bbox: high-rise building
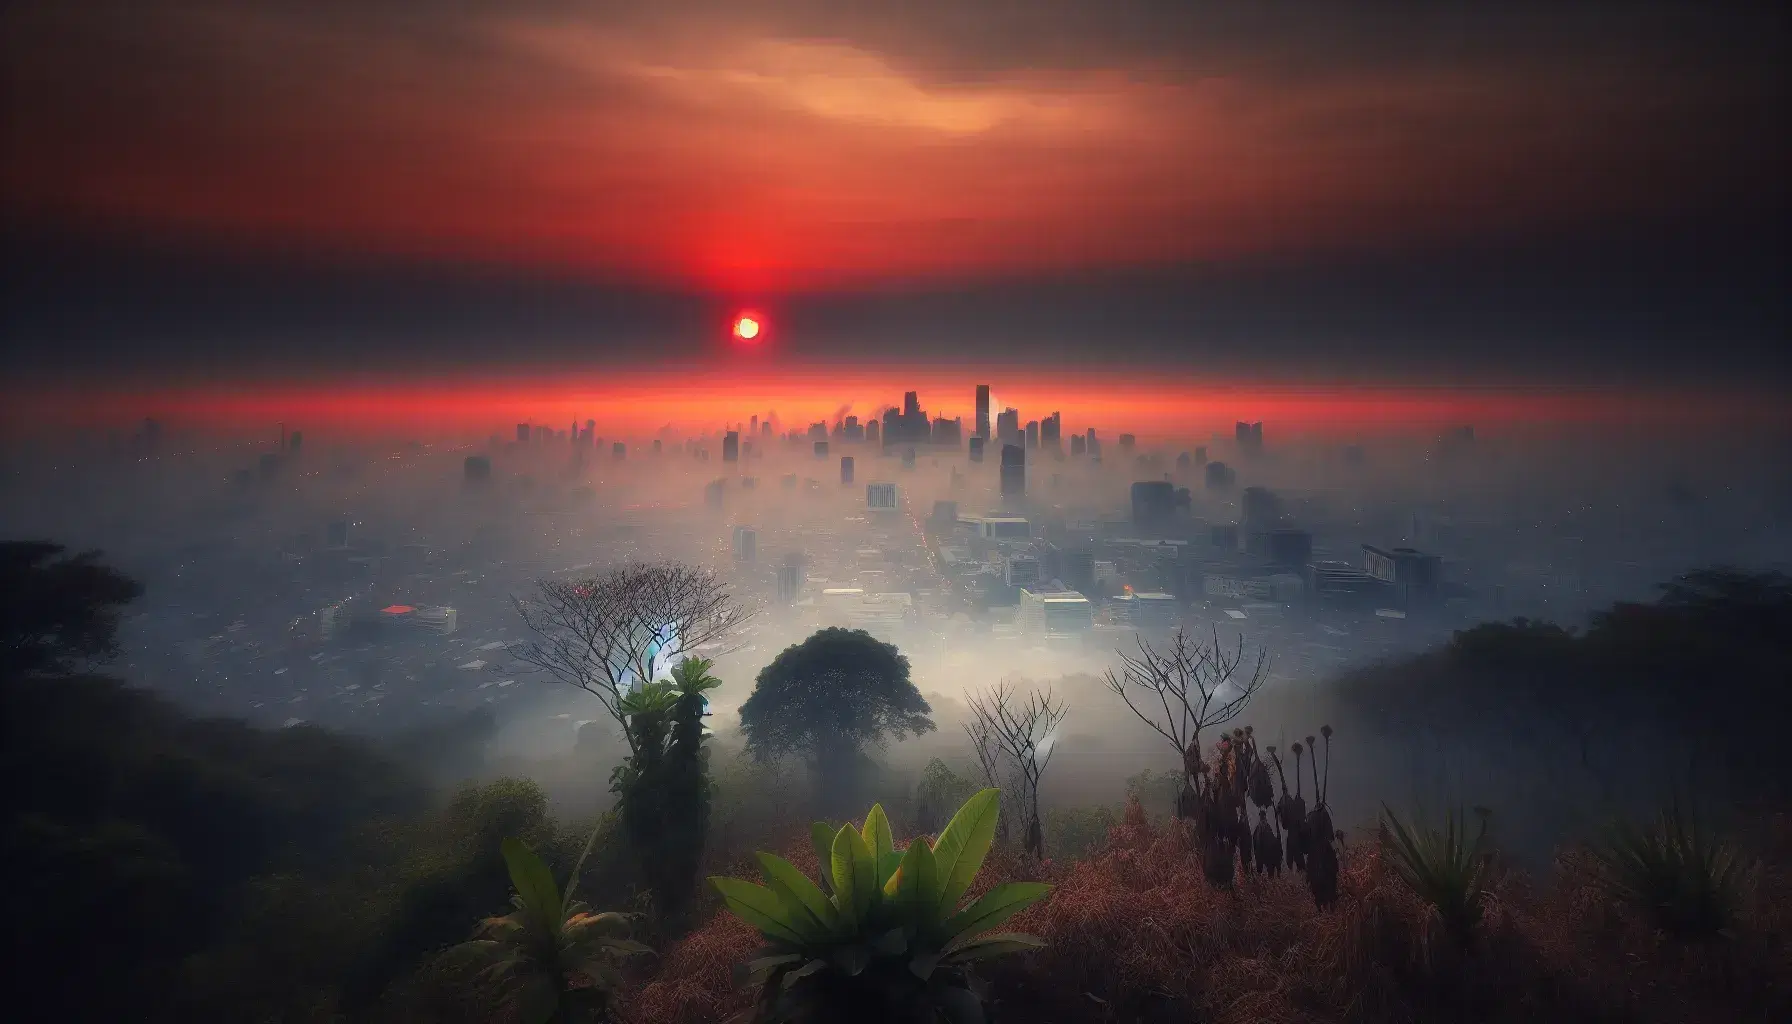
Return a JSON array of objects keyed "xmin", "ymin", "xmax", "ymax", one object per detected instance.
[
  {"xmin": 612, "ymin": 442, "xmax": 626, "ymax": 460},
  {"xmin": 968, "ymin": 436, "xmax": 985, "ymax": 462},
  {"xmin": 865, "ymin": 420, "xmax": 880, "ymax": 445},
  {"xmin": 840, "ymin": 456, "xmax": 855, "ymax": 484},
  {"xmin": 1205, "ymin": 461, "xmax": 1236, "ymax": 489},
  {"xmin": 1241, "ymin": 486, "xmax": 1283, "ymax": 527},
  {"xmin": 1000, "ymin": 443, "xmax": 1026, "ymax": 498},
  {"xmin": 931, "ymin": 417, "xmax": 962, "ymax": 446},
  {"xmin": 1235, "ymin": 421, "xmax": 1264, "ymax": 454},
  {"xmin": 1070, "ymin": 435, "xmax": 1085, "ymax": 456},
  {"xmin": 814, "ymin": 440, "xmax": 829, "ymax": 458},
  {"xmin": 1041, "ymin": 413, "xmax": 1061, "ymax": 451},
  {"xmin": 750, "ymin": 415, "xmax": 759, "ymax": 436},
  {"xmin": 464, "ymin": 455, "xmax": 492, "ymax": 483},
  {"xmin": 516, "ymin": 423, "xmax": 530, "ymax": 443},
  {"xmin": 704, "ymin": 479, "xmax": 725, "ymax": 507},
  {"xmin": 1004, "ymin": 554, "xmax": 1042, "ymax": 588},
  {"xmin": 1131, "ymin": 481, "xmax": 1178, "ymax": 531},
  {"xmin": 996, "ymin": 408, "xmax": 1021, "ymax": 447},
  {"xmin": 732, "ymin": 525, "xmax": 758, "ymax": 562},
  {"xmin": 723, "ymin": 431, "xmax": 740, "ymax": 463},
  {"xmin": 1119, "ymin": 434, "xmax": 1136, "ymax": 453},
  {"xmin": 652, "ymin": 439, "xmax": 663, "ymax": 454},
  {"xmin": 1025, "ymin": 421, "xmax": 1039, "ymax": 449},
  {"xmin": 776, "ymin": 556, "xmax": 804, "ymax": 604},
  {"xmin": 975, "ymin": 384, "xmax": 991, "ymax": 440},
  {"xmin": 1194, "ymin": 446, "xmax": 1208, "ymax": 465}
]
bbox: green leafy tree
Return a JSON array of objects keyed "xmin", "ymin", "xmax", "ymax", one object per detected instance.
[
  {"xmin": 739, "ymin": 628, "xmax": 934, "ymax": 814},
  {"xmin": 0, "ymin": 541, "xmax": 142, "ymax": 678},
  {"xmin": 709, "ymin": 789, "xmax": 1051, "ymax": 1023},
  {"xmin": 446, "ymin": 836, "xmax": 651, "ymax": 1024},
  {"xmin": 609, "ymin": 656, "xmax": 723, "ymax": 921}
]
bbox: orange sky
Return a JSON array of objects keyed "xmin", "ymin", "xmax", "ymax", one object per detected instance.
[
  {"xmin": 9, "ymin": 372, "xmax": 1777, "ymax": 441},
  {"xmin": 4, "ymin": 3, "xmax": 1783, "ymax": 293}
]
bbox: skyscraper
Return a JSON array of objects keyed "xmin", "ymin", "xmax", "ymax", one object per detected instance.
[
  {"xmin": 1041, "ymin": 413, "xmax": 1061, "ymax": 451},
  {"xmin": 975, "ymin": 384, "xmax": 991, "ymax": 440},
  {"xmin": 723, "ymin": 431, "xmax": 739, "ymax": 462},
  {"xmin": 1025, "ymin": 420, "xmax": 1039, "ymax": 449},
  {"xmin": 968, "ymin": 436, "xmax": 985, "ymax": 462},
  {"xmin": 996, "ymin": 408, "xmax": 1021, "ymax": 447},
  {"xmin": 840, "ymin": 455, "xmax": 855, "ymax": 484},
  {"xmin": 516, "ymin": 423, "xmax": 530, "ymax": 443},
  {"xmin": 1000, "ymin": 444, "xmax": 1026, "ymax": 499}
]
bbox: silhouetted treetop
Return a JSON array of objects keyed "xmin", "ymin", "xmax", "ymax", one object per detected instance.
[
  {"xmin": 737, "ymin": 627, "xmax": 934, "ymax": 763},
  {"xmin": 1, "ymin": 540, "xmax": 143, "ymax": 678}
]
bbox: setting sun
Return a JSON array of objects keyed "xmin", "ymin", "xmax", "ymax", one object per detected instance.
[{"xmin": 733, "ymin": 315, "xmax": 761, "ymax": 341}]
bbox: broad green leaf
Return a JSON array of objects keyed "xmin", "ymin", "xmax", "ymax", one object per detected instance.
[
  {"xmin": 944, "ymin": 932, "xmax": 1047, "ymax": 962},
  {"xmin": 736, "ymin": 952, "xmax": 802, "ymax": 988},
  {"xmin": 500, "ymin": 838, "xmax": 563, "ymax": 922},
  {"xmin": 830, "ymin": 825, "xmax": 860, "ymax": 928},
  {"xmin": 832, "ymin": 823, "xmax": 877, "ymax": 921},
  {"xmin": 895, "ymin": 834, "xmax": 941, "ymax": 931},
  {"xmin": 832, "ymin": 943, "xmax": 871, "ymax": 976},
  {"xmin": 942, "ymin": 882, "xmax": 1052, "ymax": 943},
  {"xmin": 908, "ymin": 950, "xmax": 941, "ymax": 981},
  {"xmin": 932, "ymin": 789, "xmax": 1002, "ymax": 916},
  {"xmin": 811, "ymin": 822, "xmax": 837, "ymax": 894},
  {"xmin": 862, "ymin": 804, "xmax": 900, "ymax": 888},
  {"xmin": 710, "ymin": 876, "xmax": 808, "ymax": 945},
  {"xmin": 757, "ymin": 852, "xmax": 838, "ymax": 935},
  {"xmin": 781, "ymin": 958, "xmax": 828, "ymax": 989}
]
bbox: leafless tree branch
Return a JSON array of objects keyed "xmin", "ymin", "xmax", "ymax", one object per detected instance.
[
  {"xmin": 512, "ymin": 561, "xmax": 752, "ymax": 755},
  {"xmin": 1102, "ymin": 626, "xmax": 1269, "ymax": 813},
  {"xmin": 966, "ymin": 678, "xmax": 1069, "ymax": 858}
]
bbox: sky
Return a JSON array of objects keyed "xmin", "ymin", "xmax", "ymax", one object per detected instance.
[{"xmin": 2, "ymin": 1, "xmax": 1787, "ymax": 430}]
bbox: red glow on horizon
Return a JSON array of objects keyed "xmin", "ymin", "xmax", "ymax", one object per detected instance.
[{"xmin": 3, "ymin": 371, "xmax": 1780, "ymax": 441}]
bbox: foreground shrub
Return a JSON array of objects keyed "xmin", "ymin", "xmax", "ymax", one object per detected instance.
[
  {"xmin": 444, "ymin": 837, "xmax": 651, "ymax": 1024},
  {"xmin": 1380, "ymin": 804, "xmax": 1494, "ymax": 949},
  {"xmin": 1589, "ymin": 804, "xmax": 1755, "ymax": 940},
  {"xmin": 708, "ymin": 789, "xmax": 1051, "ymax": 1023}
]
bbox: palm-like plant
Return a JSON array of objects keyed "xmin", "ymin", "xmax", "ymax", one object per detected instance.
[
  {"xmin": 1589, "ymin": 804, "xmax": 1754, "ymax": 940},
  {"xmin": 446, "ymin": 836, "xmax": 651, "ymax": 1024},
  {"xmin": 668, "ymin": 655, "xmax": 723, "ymax": 699},
  {"xmin": 710, "ymin": 789, "xmax": 1051, "ymax": 1024},
  {"xmin": 1380, "ymin": 804, "xmax": 1493, "ymax": 949}
]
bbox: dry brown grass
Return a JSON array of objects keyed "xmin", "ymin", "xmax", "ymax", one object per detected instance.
[{"xmin": 622, "ymin": 804, "xmax": 1792, "ymax": 1024}]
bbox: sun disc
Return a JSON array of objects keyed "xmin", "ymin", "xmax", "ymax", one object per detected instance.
[{"xmin": 733, "ymin": 316, "xmax": 761, "ymax": 341}]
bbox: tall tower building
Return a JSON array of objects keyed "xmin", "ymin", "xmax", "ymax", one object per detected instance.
[
  {"xmin": 1000, "ymin": 444, "xmax": 1026, "ymax": 499},
  {"xmin": 723, "ymin": 431, "xmax": 740, "ymax": 463},
  {"xmin": 840, "ymin": 456, "xmax": 855, "ymax": 484},
  {"xmin": 975, "ymin": 384, "xmax": 991, "ymax": 440}
]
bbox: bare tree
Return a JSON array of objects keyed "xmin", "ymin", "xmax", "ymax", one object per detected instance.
[
  {"xmin": 1102, "ymin": 627, "xmax": 1269, "ymax": 816},
  {"xmin": 513, "ymin": 562, "xmax": 751, "ymax": 755},
  {"xmin": 965, "ymin": 679, "xmax": 1070, "ymax": 859}
]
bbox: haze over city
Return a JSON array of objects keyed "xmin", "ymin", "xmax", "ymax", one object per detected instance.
[{"xmin": 2, "ymin": 3, "xmax": 1788, "ymax": 1023}]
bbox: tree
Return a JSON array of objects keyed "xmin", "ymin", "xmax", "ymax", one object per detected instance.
[
  {"xmin": 619, "ymin": 656, "xmax": 721, "ymax": 921},
  {"xmin": 0, "ymin": 541, "xmax": 142, "ymax": 678},
  {"xmin": 512, "ymin": 562, "xmax": 749, "ymax": 757},
  {"xmin": 445, "ymin": 837, "xmax": 650, "ymax": 1024},
  {"xmin": 1102, "ymin": 627, "xmax": 1268, "ymax": 819},
  {"xmin": 738, "ymin": 628, "xmax": 934, "ymax": 814},
  {"xmin": 964, "ymin": 680, "xmax": 1068, "ymax": 859}
]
